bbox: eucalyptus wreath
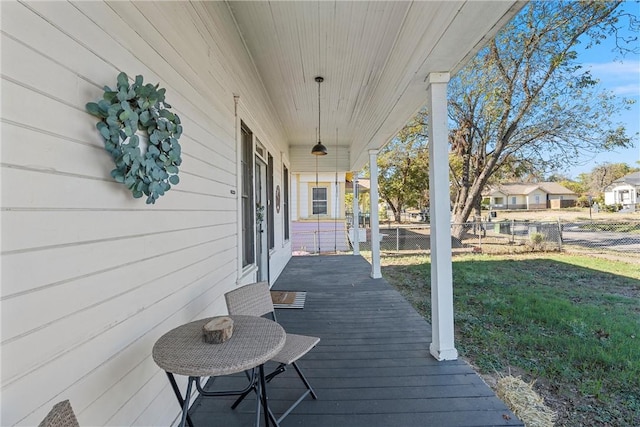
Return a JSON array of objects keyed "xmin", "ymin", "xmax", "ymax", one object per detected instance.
[{"xmin": 86, "ymin": 72, "xmax": 182, "ymax": 204}]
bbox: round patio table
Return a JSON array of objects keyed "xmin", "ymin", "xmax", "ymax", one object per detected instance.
[{"xmin": 153, "ymin": 315, "xmax": 286, "ymax": 427}]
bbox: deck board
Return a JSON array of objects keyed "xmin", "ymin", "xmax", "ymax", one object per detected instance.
[{"xmin": 189, "ymin": 255, "xmax": 522, "ymax": 426}]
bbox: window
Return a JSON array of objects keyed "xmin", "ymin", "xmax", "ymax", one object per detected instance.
[
  {"xmin": 494, "ymin": 197, "xmax": 504, "ymax": 205},
  {"xmin": 283, "ymin": 166, "xmax": 289, "ymax": 241},
  {"xmin": 511, "ymin": 196, "xmax": 517, "ymax": 205},
  {"xmin": 312, "ymin": 187, "xmax": 328, "ymax": 215},
  {"xmin": 268, "ymin": 153, "xmax": 274, "ymax": 250},
  {"xmin": 241, "ymin": 123, "xmax": 254, "ymax": 267},
  {"xmin": 535, "ymin": 195, "xmax": 541, "ymax": 204},
  {"xmin": 255, "ymin": 141, "xmax": 265, "ymax": 158}
]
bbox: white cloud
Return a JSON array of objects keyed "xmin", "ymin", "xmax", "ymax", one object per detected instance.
[
  {"xmin": 581, "ymin": 61, "xmax": 640, "ymax": 97},
  {"xmin": 583, "ymin": 61, "xmax": 640, "ymax": 76},
  {"xmin": 610, "ymin": 83, "xmax": 640, "ymax": 96}
]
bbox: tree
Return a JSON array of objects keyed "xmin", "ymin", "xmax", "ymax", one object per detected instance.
[
  {"xmin": 447, "ymin": 1, "xmax": 635, "ymax": 236},
  {"xmin": 580, "ymin": 162, "xmax": 640, "ymax": 195},
  {"xmin": 546, "ymin": 173, "xmax": 572, "ymax": 182},
  {"xmin": 377, "ymin": 117, "xmax": 429, "ymax": 222},
  {"xmin": 559, "ymin": 179, "xmax": 587, "ymax": 196}
]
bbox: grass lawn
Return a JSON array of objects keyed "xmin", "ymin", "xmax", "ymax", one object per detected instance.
[{"xmin": 380, "ymin": 253, "xmax": 640, "ymax": 427}]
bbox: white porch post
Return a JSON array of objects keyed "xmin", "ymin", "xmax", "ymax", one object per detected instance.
[
  {"xmin": 369, "ymin": 150, "xmax": 382, "ymax": 278},
  {"xmin": 427, "ymin": 72, "xmax": 458, "ymax": 361},
  {"xmin": 352, "ymin": 172, "xmax": 360, "ymax": 256}
]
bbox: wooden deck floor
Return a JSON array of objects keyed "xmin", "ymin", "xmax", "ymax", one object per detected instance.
[{"xmin": 189, "ymin": 255, "xmax": 522, "ymax": 427}]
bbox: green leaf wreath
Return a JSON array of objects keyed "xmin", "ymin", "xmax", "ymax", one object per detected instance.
[{"xmin": 86, "ymin": 72, "xmax": 182, "ymax": 204}]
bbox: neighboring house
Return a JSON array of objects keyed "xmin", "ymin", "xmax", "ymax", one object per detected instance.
[
  {"xmin": 346, "ymin": 176, "xmax": 372, "ymax": 218},
  {"xmin": 290, "ymin": 171, "xmax": 349, "ymax": 253},
  {"xmin": 483, "ymin": 182, "xmax": 578, "ymax": 210},
  {"xmin": 0, "ymin": 2, "xmax": 521, "ymax": 426},
  {"xmin": 604, "ymin": 171, "xmax": 640, "ymax": 206}
]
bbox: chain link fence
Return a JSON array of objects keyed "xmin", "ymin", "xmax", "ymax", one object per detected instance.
[
  {"xmin": 291, "ymin": 220, "xmax": 640, "ymax": 258},
  {"xmin": 559, "ymin": 220, "xmax": 640, "ymax": 254},
  {"xmin": 349, "ymin": 220, "xmax": 640, "ymax": 257}
]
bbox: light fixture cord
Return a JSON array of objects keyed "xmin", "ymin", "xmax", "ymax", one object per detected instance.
[
  {"xmin": 334, "ymin": 127, "xmax": 338, "ymax": 253},
  {"xmin": 316, "ymin": 154, "xmax": 320, "ymax": 254},
  {"xmin": 317, "ymin": 78, "xmax": 321, "ymax": 254},
  {"xmin": 317, "ymin": 79, "xmax": 321, "ymax": 143}
]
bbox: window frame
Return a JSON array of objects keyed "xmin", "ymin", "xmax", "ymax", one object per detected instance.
[
  {"xmin": 267, "ymin": 153, "xmax": 274, "ymax": 250},
  {"xmin": 283, "ymin": 165, "xmax": 290, "ymax": 241},
  {"xmin": 311, "ymin": 186, "xmax": 329, "ymax": 216},
  {"xmin": 240, "ymin": 123, "xmax": 255, "ymax": 268}
]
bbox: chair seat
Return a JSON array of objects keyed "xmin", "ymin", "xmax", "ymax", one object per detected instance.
[
  {"xmin": 225, "ymin": 282, "xmax": 319, "ymax": 422},
  {"xmin": 39, "ymin": 400, "xmax": 79, "ymax": 427},
  {"xmin": 272, "ymin": 333, "xmax": 320, "ymax": 365}
]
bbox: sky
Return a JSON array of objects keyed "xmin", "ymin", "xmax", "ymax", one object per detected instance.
[{"xmin": 564, "ymin": 0, "xmax": 640, "ymax": 179}]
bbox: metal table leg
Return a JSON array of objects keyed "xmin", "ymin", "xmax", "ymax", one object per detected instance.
[
  {"xmin": 166, "ymin": 373, "xmax": 195, "ymax": 427},
  {"xmin": 166, "ymin": 367, "xmax": 279, "ymax": 427},
  {"xmin": 258, "ymin": 364, "xmax": 281, "ymax": 427}
]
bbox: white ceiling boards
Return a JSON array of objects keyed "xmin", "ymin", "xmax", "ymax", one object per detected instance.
[{"xmin": 224, "ymin": 1, "xmax": 523, "ymax": 171}]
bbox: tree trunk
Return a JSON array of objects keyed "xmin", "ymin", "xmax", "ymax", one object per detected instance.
[
  {"xmin": 385, "ymin": 198, "xmax": 402, "ymax": 223},
  {"xmin": 473, "ymin": 197, "xmax": 482, "ymax": 219}
]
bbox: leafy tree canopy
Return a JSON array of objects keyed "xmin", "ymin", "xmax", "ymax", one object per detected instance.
[
  {"xmin": 377, "ymin": 117, "xmax": 429, "ymax": 222},
  {"xmin": 446, "ymin": 0, "xmax": 637, "ymax": 231},
  {"xmin": 373, "ymin": 1, "xmax": 636, "ymax": 229},
  {"xmin": 578, "ymin": 161, "xmax": 640, "ymax": 194}
]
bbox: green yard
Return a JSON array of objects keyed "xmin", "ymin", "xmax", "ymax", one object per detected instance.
[{"xmin": 381, "ymin": 253, "xmax": 640, "ymax": 426}]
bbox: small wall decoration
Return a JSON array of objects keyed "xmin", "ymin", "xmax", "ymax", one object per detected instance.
[
  {"xmin": 86, "ymin": 72, "xmax": 183, "ymax": 204},
  {"xmin": 256, "ymin": 203, "xmax": 265, "ymax": 224}
]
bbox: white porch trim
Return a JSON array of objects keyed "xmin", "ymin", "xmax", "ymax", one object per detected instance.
[
  {"xmin": 369, "ymin": 150, "xmax": 382, "ymax": 279},
  {"xmin": 352, "ymin": 172, "xmax": 361, "ymax": 256},
  {"xmin": 427, "ymin": 72, "xmax": 458, "ymax": 361}
]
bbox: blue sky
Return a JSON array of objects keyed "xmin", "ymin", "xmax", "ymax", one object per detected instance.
[{"xmin": 565, "ymin": 0, "xmax": 640, "ymax": 178}]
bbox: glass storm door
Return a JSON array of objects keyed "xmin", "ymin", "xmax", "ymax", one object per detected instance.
[{"xmin": 255, "ymin": 157, "xmax": 269, "ymax": 282}]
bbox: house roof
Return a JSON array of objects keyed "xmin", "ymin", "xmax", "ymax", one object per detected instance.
[
  {"xmin": 345, "ymin": 178, "xmax": 370, "ymax": 193},
  {"xmin": 483, "ymin": 182, "xmax": 576, "ymax": 196},
  {"xmin": 612, "ymin": 171, "xmax": 640, "ymax": 186},
  {"xmin": 537, "ymin": 182, "xmax": 577, "ymax": 195},
  {"xmin": 226, "ymin": 1, "xmax": 523, "ymax": 172}
]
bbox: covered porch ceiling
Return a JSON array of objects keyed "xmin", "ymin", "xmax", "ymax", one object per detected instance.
[{"xmin": 225, "ymin": 1, "xmax": 523, "ymax": 172}]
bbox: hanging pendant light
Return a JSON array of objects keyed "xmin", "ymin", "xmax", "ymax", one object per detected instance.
[{"xmin": 311, "ymin": 76, "xmax": 328, "ymax": 156}]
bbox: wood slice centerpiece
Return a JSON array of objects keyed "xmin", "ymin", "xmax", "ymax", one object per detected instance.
[{"xmin": 202, "ymin": 316, "xmax": 234, "ymax": 344}]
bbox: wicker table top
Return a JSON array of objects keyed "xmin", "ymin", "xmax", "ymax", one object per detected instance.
[{"xmin": 152, "ymin": 315, "xmax": 286, "ymax": 377}]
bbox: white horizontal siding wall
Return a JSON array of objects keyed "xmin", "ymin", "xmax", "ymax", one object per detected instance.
[
  {"xmin": 293, "ymin": 172, "xmax": 344, "ymax": 220},
  {"xmin": 290, "ymin": 145, "xmax": 350, "ymax": 173},
  {"xmin": 606, "ymin": 184, "xmax": 638, "ymax": 205},
  {"xmin": 527, "ymin": 189, "xmax": 546, "ymax": 208},
  {"xmin": 0, "ymin": 1, "xmax": 289, "ymax": 426}
]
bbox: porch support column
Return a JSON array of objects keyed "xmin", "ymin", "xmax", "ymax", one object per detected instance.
[
  {"xmin": 427, "ymin": 72, "xmax": 458, "ymax": 361},
  {"xmin": 369, "ymin": 150, "xmax": 382, "ymax": 279},
  {"xmin": 352, "ymin": 172, "xmax": 360, "ymax": 256}
]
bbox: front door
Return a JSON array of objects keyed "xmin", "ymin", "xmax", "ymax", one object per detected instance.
[{"xmin": 255, "ymin": 157, "xmax": 269, "ymax": 282}]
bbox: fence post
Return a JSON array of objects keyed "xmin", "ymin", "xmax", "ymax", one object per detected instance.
[
  {"xmin": 313, "ymin": 230, "xmax": 318, "ymax": 255},
  {"xmin": 396, "ymin": 227, "xmax": 400, "ymax": 253},
  {"xmin": 511, "ymin": 219, "xmax": 515, "ymax": 243},
  {"xmin": 557, "ymin": 218, "xmax": 563, "ymax": 250}
]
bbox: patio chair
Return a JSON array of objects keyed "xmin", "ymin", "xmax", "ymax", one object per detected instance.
[
  {"xmin": 225, "ymin": 281, "xmax": 319, "ymax": 423},
  {"xmin": 38, "ymin": 400, "xmax": 79, "ymax": 427}
]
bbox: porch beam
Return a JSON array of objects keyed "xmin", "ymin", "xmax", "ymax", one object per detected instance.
[
  {"xmin": 352, "ymin": 172, "xmax": 360, "ymax": 256},
  {"xmin": 369, "ymin": 150, "xmax": 382, "ymax": 279},
  {"xmin": 427, "ymin": 72, "xmax": 458, "ymax": 361}
]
